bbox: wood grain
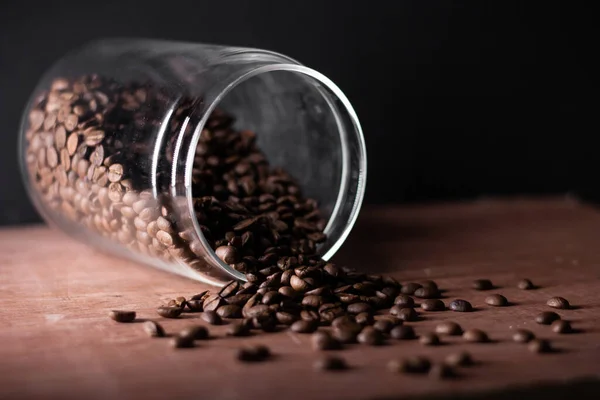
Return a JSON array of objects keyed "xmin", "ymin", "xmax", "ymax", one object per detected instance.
[{"xmin": 1, "ymin": 198, "xmax": 599, "ymax": 400}]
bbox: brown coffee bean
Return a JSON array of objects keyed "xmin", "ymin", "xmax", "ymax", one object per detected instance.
[
  {"xmin": 245, "ymin": 305, "xmax": 271, "ymax": 318},
  {"xmin": 261, "ymin": 291, "xmax": 281, "ymax": 305},
  {"xmin": 387, "ymin": 356, "xmax": 431, "ymax": 374},
  {"xmin": 109, "ymin": 310, "xmax": 136, "ymax": 323},
  {"xmin": 355, "ymin": 312, "xmax": 374, "ymax": 326},
  {"xmin": 143, "ymin": 320, "xmax": 165, "ymax": 337},
  {"xmin": 302, "ymin": 295, "xmax": 323, "ymax": 308},
  {"xmin": 301, "ymin": 310, "xmax": 319, "ymax": 322},
  {"xmin": 517, "ymin": 278, "xmax": 535, "ymax": 290},
  {"xmin": 445, "ymin": 351, "xmax": 473, "ymax": 367},
  {"xmin": 528, "ymin": 339, "xmax": 552, "ymax": 353},
  {"xmin": 472, "ymin": 279, "xmax": 493, "ymax": 291},
  {"xmin": 551, "ymin": 319, "xmax": 572, "ymax": 334},
  {"xmin": 290, "ymin": 319, "xmax": 318, "ymax": 333},
  {"xmin": 179, "ymin": 325, "xmax": 209, "ymax": 341},
  {"xmin": 435, "ymin": 321, "xmax": 463, "ymax": 336},
  {"xmin": 462, "ymin": 328, "xmax": 489, "ymax": 343},
  {"xmin": 449, "ymin": 299, "xmax": 473, "ymax": 312},
  {"xmin": 201, "ymin": 311, "xmax": 222, "ymax": 325},
  {"xmin": 186, "ymin": 300, "xmax": 204, "ymax": 312},
  {"xmin": 278, "ymin": 286, "xmax": 298, "ymax": 299},
  {"xmin": 346, "ymin": 302, "xmax": 371, "ymax": 314},
  {"xmin": 311, "ymin": 331, "xmax": 340, "ymax": 351},
  {"xmin": 275, "ymin": 311, "xmax": 298, "ymax": 325},
  {"xmin": 170, "ymin": 336, "xmax": 194, "ymax": 349},
  {"xmin": 390, "ymin": 325, "xmax": 416, "ymax": 340},
  {"xmin": 357, "ymin": 327, "xmax": 384, "ymax": 346},
  {"xmin": 227, "ymin": 322, "xmax": 251, "ymax": 337},
  {"xmin": 512, "ymin": 329, "xmax": 535, "ymax": 343},
  {"xmin": 313, "ymin": 356, "xmax": 348, "ymax": 371},
  {"xmin": 215, "ymin": 246, "xmax": 238, "ymax": 264},
  {"xmin": 547, "ymin": 297, "xmax": 570, "ymax": 309},
  {"xmin": 217, "ymin": 304, "xmax": 242, "ymax": 318},
  {"xmin": 429, "ymin": 363, "xmax": 455, "ymax": 379},
  {"xmin": 391, "ymin": 306, "xmax": 418, "ymax": 321},
  {"xmin": 419, "ymin": 332, "xmax": 441, "ymax": 346},
  {"xmin": 414, "ymin": 286, "xmax": 439, "ymax": 299},
  {"xmin": 157, "ymin": 306, "xmax": 182, "ymax": 319},
  {"xmin": 393, "ymin": 294, "xmax": 415, "ymax": 308},
  {"xmin": 252, "ymin": 314, "xmax": 277, "ymax": 332},
  {"xmin": 237, "ymin": 345, "xmax": 271, "ymax": 362},
  {"xmin": 203, "ymin": 294, "xmax": 224, "ymax": 312},
  {"xmin": 421, "ymin": 299, "xmax": 445, "ymax": 311},
  {"xmin": 290, "ymin": 275, "xmax": 311, "ymax": 292},
  {"xmin": 332, "ymin": 324, "xmax": 361, "ymax": 344},
  {"xmin": 218, "ymin": 280, "xmax": 240, "ymax": 298},
  {"xmin": 373, "ymin": 319, "xmax": 396, "ymax": 333},
  {"xmin": 485, "ymin": 294, "xmax": 508, "ymax": 307},
  {"xmin": 332, "ymin": 315, "xmax": 355, "ymax": 329},
  {"xmin": 536, "ymin": 311, "xmax": 560, "ymax": 325}
]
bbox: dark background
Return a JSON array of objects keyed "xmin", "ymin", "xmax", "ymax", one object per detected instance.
[{"xmin": 0, "ymin": 0, "xmax": 595, "ymax": 225}]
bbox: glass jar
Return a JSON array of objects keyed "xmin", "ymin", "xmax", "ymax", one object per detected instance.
[{"xmin": 19, "ymin": 39, "xmax": 366, "ymax": 286}]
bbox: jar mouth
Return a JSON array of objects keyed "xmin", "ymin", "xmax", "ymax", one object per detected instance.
[{"xmin": 185, "ymin": 64, "xmax": 367, "ymax": 282}]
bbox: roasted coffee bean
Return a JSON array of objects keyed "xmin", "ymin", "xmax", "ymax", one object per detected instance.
[
  {"xmin": 227, "ymin": 322, "xmax": 251, "ymax": 337},
  {"xmin": 449, "ymin": 299, "xmax": 473, "ymax": 312},
  {"xmin": 237, "ymin": 345, "xmax": 271, "ymax": 362},
  {"xmin": 346, "ymin": 302, "xmax": 371, "ymax": 314},
  {"xmin": 391, "ymin": 306, "xmax": 418, "ymax": 321},
  {"xmin": 301, "ymin": 310, "xmax": 320, "ymax": 322},
  {"xmin": 186, "ymin": 299, "xmax": 204, "ymax": 312},
  {"xmin": 201, "ymin": 311, "xmax": 222, "ymax": 325},
  {"xmin": 252, "ymin": 315, "xmax": 277, "ymax": 332},
  {"xmin": 143, "ymin": 320, "xmax": 165, "ymax": 337},
  {"xmin": 215, "ymin": 246, "xmax": 238, "ymax": 264},
  {"xmin": 332, "ymin": 316, "xmax": 355, "ymax": 329},
  {"xmin": 290, "ymin": 319, "xmax": 318, "ymax": 333},
  {"xmin": 313, "ymin": 356, "xmax": 348, "ymax": 371},
  {"xmin": 528, "ymin": 339, "xmax": 552, "ymax": 353},
  {"xmin": 513, "ymin": 329, "xmax": 535, "ymax": 343},
  {"xmin": 179, "ymin": 325, "xmax": 209, "ymax": 341},
  {"xmin": 157, "ymin": 306, "xmax": 182, "ymax": 319},
  {"xmin": 218, "ymin": 280, "xmax": 240, "ymax": 298},
  {"xmin": 536, "ymin": 311, "xmax": 561, "ymax": 325},
  {"xmin": 445, "ymin": 351, "xmax": 473, "ymax": 367},
  {"xmin": 400, "ymin": 282, "xmax": 422, "ymax": 295},
  {"xmin": 302, "ymin": 295, "xmax": 323, "ymax": 308},
  {"xmin": 332, "ymin": 325, "xmax": 361, "ymax": 344},
  {"xmin": 357, "ymin": 327, "xmax": 384, "ymax": 346},
  {"xmin": 551, "ymin": 319, "xmax": 573, "ymax": 334},
  {"xmin": 419, "ymin": 332, "xmax": 441, "ymax": 346},
  {"xmin": 355, "ymin": 312, "xmax": 374, "ymax": 326},
  {"xmin": 414, "ymin": 286, "xmax": 439, "ymax": 299},
  {"xmin": 109, "ymin": 310, "xmax": 136, "ymax": 323},
  {"xmin": 278, "ymin": 286, "xmax": 298, "ymax": 299},
  {"xmin": 485, "ymin": 294, "xmax": 508, "ymax": 307},
  {"xmin": 421, "ymin": 299, "xmax": 445, "ymax": 311},
  {"xmin": 429, "ymin": 363, "xmax": 455, "ymax": 379},
  {"xmin": 203, "ymin": 294, "xmax": 224, "ymax": 312},
  {"xmin": 275, "ymin": 311, "xmax": 298, "ymax": 326},
  {"xmin": 435, "ymin": 321, "xmax": 463, "ymax": 336},
  {"xmin": 472, "ymin": 279, "xmax": 493, "ymax": 291},
  {"xmin": 245, "ymin": 305, "xmax": 271, "ymax": 318},
  {"xmin": 311, "ymin": 331, "xmax": 340, "ymax": 351},
  {"xmin": 373, "ymin": 318, "xmax": 398, "ymax": 333},
  {"xmin": 216, "ymin": 304, "xmax": 242, "ymax": 319},
  {"xmin": 387, "ymin": 356, "xmax": 431, "ymax": 374},
  {"xmin": 190, "ymin": 291, "xmax": 209, "ymax": 301},
  {"xmin": 393, "ymin": 294, "xmax": 415, "ymax": 308},
  {"xmin": 517, "ymin": 278, "xmax": 535, "ymax": 290},
  {"xmin": 170, "ymin": 336, "xmax": 194, "ymax": 349},
  {"xmin": 462, "ymin": 328, "xmax": 489, "ymax": 343},
  {"xmin": 290, "ymin": 275, "xmax": 311, "ymax": 293},
  {"xmin": 261, "ymin": 291, "xmax": 281, "ymax": 305},
  {"xmin": 547, "ymin": 297, "xmax": 570, "ymax": 309},
  {"xmin": 225, "ymin": 294, "xmax": 253, "ymax": 306}
]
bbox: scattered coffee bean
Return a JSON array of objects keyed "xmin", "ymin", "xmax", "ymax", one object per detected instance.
[
  {"xmin": 449, "ymin": 299, "xmax": 473, "ymax": 312},
  {"xmin": 551, "ymin": 319, "xmax": 572, "ymax": 334},
  {"xmin": 387, "ymin": 356, "xmax": 431, "ymax": 374},
  {"xmin": 252, "ymin": 315, "xmax": 278, "ymax": 332},
  {"xmin": 275, "ymin": 311, "xmax": 298, "ymax": 326},
  {"xmin": 393, "ymin": 294, "xmax": 415, "ymax": 308},
  {"xmin": 201, "ymin": 311, "xmax": 222, "ymax": 325},
  {"xmin": 419, "ymin": 332, "xmax": 441, "ymax": 346},
  {"xmin": 512, "ymin": 329, "xmax": 535, "ymax": 343},
  {"xmin": 290, "ymin": 319, "xmax": 318, "ymax": 333},
  {"xmin": 547, "ymin": 297, "xmax": 570, "ymax": 310},
  {"xmin": 414, "ymin": 286, "xmax": 439, "ymax": 299},
  {"xmin": 391, "ymin": 306, "xmax": 418, "ymax": 321},
  {"xmin": 421, "ymin": 280, "xmax": 439, "ymax": 292},
  {"xmin": 311, "ymin": 331, "xmax": 340, "ymax": 351},
  {"xmin": 108, "ymin": 310, "xmax": 136, "ymax": 323},
  {"xmin": 517, "ymin": 278, "xmax": 535, "ymax": 290},
  {"xmin": 170, "ymin": 336, "xmax": 194, "ymax": 349},
  {"xmin": 186, "ymin": 300, "xmax": 203, "ymax": 312},
  {"xmin": 332, "ymin": 323, "xmax": 361, "ymax": 344},
  {"xmin": 156, "ymin": 306, "xmax": 182, "ymax": 319},
  {"xmin": 357, "ymin": 327, "xmax": 384, "ymax": 346},
  {"xmin": 445, "ymin": 351, "xmax": 473, "ymax": 367},
  {"xmin": 179, "ymin": 325, "xmax": 209, "ymax": 341},
  {"xmin": 400, "ymin": 282, "xmax": 422, "ymax": 295},
  {"xmin": 390, "ymin": 325, "xmax": 416, "ymax": 340},
  {"xmin": 203, "ymin": 294, "xmax": 224, "ymax": 312},
  {"xmin": 227, "ymin": 322, "xmax": 251, "ymax": 337},
  {"xmin": 485, "ymin": 294, "xmax": 508, "ymax": 307},
  {"xmin": 355, "ymin": 312, "xmax": 374, "ymax": 326},
  {"xmin": 429, "ymin": 363, "xmax": 455, "ymax": 379},
  {"xmin": 535, "ymin": 311, "xmax": 560, "ymax": 325},
  {"xmin": 216, "ymin": 304, "xmax": 242, "ymax": 318},
  {"xmin": 313, "ymin": 356, "xmax": 348, "ymax": 371},
  {"xmin": 237, "ymin": 345, "xmax": 271, "ymax": 362},
  {"xmin": 346, "ymin": 302, "xmax": 372, "ymax": 314},
  {"xmin": 435, "ymin": 321, "xmax": 463, "ymax": 336},
  {"xmin": 472, "ymin": 279, "xmax": 493, "ymax": 291},
  {"xmin": 142, "ymin": 320, "xmax": 165, "ymax": 337},
  {"xmin": 373, "ymin": 318, "xmax": 397, "ymax": 333},
  {"xmin": 421, "ymin": 299, "xmax": 445, "ymax": 311},
  {"xmin": 528, "ymin": 339, "xmax": 552, "ymax": 353},
  {"xmin": 463, "ymin": 328, "xmax": 489, "ymax": 343}
]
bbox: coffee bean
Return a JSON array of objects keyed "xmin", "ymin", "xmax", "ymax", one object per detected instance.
[
  {"xmin": 419, "ymin": 332, "xmax": 441, "ymax": 346},
  {"xmin": 390, "ymin": 325, "xmax": 416, "ymax": 340},
  {"xmin": 290, "ymin": 275, "xmax": 311, "ymax": 293},
  {"xmin": 227, "ymin": 322, "xmax": 251, "ymax": 337},
  {"xmin": 485, "ymin": 294, "xmax": 508, "ymax": 307},
  {"xmin": 217, "ymin": 304, "xmax": 242, "ymax": 318},
  {"xmin": 387, "ymin": 356, "xmax": 431, "ymax": 374},
  {"xmin": 421, "ymin": 280, "xmax": 439, "ymax": 292},
  {"xmin": 449, "ymin": 299, "xmax": 473, "ymax": 312},
  {"xmin": 346, "ymin": 302, "xmax": 371, "ymax": 314},
  {"xmin": 393, "ymin": 294, "xmax": 415, "ymax": 308},
  {"xmin": 108, "ymin": 310, "xmax": 136, "ymax": 323},
  {"xmin": 186, "ymin": 300, "xmax": 204, "ymax": 312},
  {"xmin": 547, "ymin": 297, "xmax": 570, "ymax": 309},
  {"xmin": 332, "ymin": 324, "xmax": 361, "ymax": 344},
  {"xmin": 313, "ymin": 356, "xmax": 348, "ymax": 371},
  {"xmin": 429, "ymin": 363, "xmax": 455, "ymax": 379},
  {"xmin": 421, "ymin": 299, "xmax": 445, "ymax": 311},
  {"xmin": 400, "ymin": 282, "xmax": 422, "ymax": 295},
  {"xmin": 528, "ymin": 339, "xmax": 552, "ymax": 353},
  {"xmin": 300, "ymin": 310, "xmax": 319, "ymax": 322},
  {"xmin": 179, "ymin": 325, "xmax": 209, "ymax": 341},
  {"xmin": 157, "ymin": 306, "xmax": 182, "ymax": 319},
  {"xmin": 275, "ymin": 311, "xmax": 298, "ymax": 325},
  {"xmin": 237, "ymin": 345, "xmax": 271, "ymax": 362},
  {"xmin": 463, "ymin": 328, "xmax": 489, "ymax": 343},
  {"xmin": 391, "ymin": 306, "xmax": 418, "ymax": 321},
  {"xmin": 357, "ymin": 327, "xmax": 384, "ymax": 346},
  {"xmin": 332, "ymin": 316, "xmax": 355, "ymax": 329},
  {"xmin": 517, "ymin": 278, "xmax": 535, "ymax": 290},
  {"xmin": 261, "ymin": 291, "xmax": 281, "ymax": 305},
  {"xmin": 311, "ymin": 331, "xmax": 340, "ymax": 351},
  {"xmin": 536, "ymin": 311, "xmax": 560, "ymax": 325},
  {"xmin": 203, "ymin": 294, "xmax": 224, "ymax": 312},
  {"xmin": 435, "ymin": 321, "xmax": 463, "ymax": 336},
  {"xmin": 142, "ymin": 321, "xmax": 165, "ymax": 338},
  {"xmin": 355, "ymin": 312, "xmax": 374, "ymax": 326},
  {"xmin": 512, "ymin": 329, "xmax": 535, "ymax": 343},
  {"xmin": 170, "ymin": 336, "xmax": 194, "ymax": 349},
  {"xmin": 445, "ymin": 351, "xmax": 473, "ymax": 367},
  {"xmin": 414, "ymin": 286, "xmax": 440, "ymax": 299},
  {"xmin": 472, "ymin": 279, "xmax": 493, "ymax": 291},
  {"xmin": 218, "ymin": 280, "xmax": 240, "ymax": 298},
  {"xmin": 278, "ymin": 286, "xmax": 298, "ymax": 299},
  {"xmin": 215, "ymin": 246, "xmax": 238, "ymax": 264},
  {"xmin": 302, "ymin": 295, "xmax": 323, "ymax": 308},
  {"xmin": 551, "ymin": 319, "xmax": 572, "ymax": 334},
  {"xmin": 373, "ymin": 319, "xmax": 396, "ymax": 333},
  {"xmin": 290, "ymin": 319, "xmax": 318, "ymax": 333},
  {"xmin": 201, "ymin": 311, "xmax": 222, "ymax": 325}
]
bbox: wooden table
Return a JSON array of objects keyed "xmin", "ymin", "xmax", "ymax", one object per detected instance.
[{"xmin": 1, "ymin": 198, "xmax": 599, "ymax": 400}]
